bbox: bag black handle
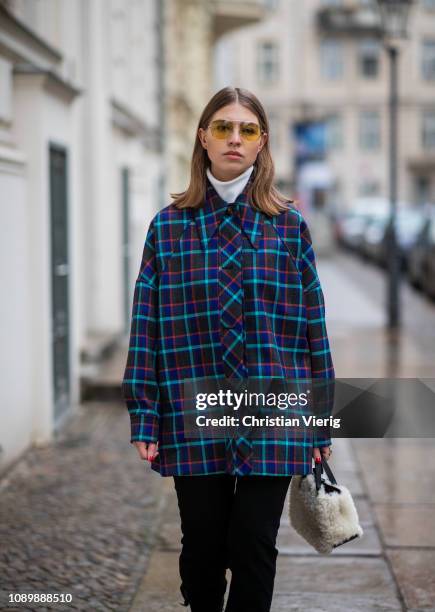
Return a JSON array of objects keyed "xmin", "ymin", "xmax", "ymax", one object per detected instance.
[
  {"xmin": 314, "ymin": 460, "xmax": 322, "ymax": 490},
  {"xmin": 313, "ymin": 457, "xmax": 337, "ymax": 491},
  {"xmin": 321, "ymin": 456, "xmax": 337, "ymax": 485}
]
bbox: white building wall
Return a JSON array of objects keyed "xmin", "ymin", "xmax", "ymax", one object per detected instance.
[
  {"xmin": 0, "ymin": 0, "xmax": 164, "ymax": 472},
  {"xmin": 0, "ymin": 148, "xmax": 32, "ymax": 466},
  {"xmin": 11, "ymin": 74, "xmax": 78, "ymax": 447}
]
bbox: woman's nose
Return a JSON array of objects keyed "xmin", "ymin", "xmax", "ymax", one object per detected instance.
[{"xmin": 228, "ymin": 126, "xmax": 242, "ymax": 144}]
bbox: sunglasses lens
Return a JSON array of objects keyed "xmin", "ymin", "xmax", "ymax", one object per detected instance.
[
  {"xmin": 210, "ymin": 120, "xmax": 231, "ymax": 139},
  {"xmin": 209, "ymin": 120, "xmax": 261, "ymax": 141},
  {"xmin": 240, "ymin": 123, "xmax": 261, "ymax": 141}
]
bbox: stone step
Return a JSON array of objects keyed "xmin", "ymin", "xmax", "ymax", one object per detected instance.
[{"xmin": 80, "ymin": 334, "xmax": 128, "ymax": 402}]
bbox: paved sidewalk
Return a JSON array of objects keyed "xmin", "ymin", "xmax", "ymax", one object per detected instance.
[{"xmin": 129, "ymin": 439, "xmax": 407, "ymax": 612}]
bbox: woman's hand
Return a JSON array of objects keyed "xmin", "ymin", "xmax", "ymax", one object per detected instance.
[
  {"xmin": 133, "ymin": 441, "xmax": 159, "ymax": 462},
  {"xmin": 313, "ymin": 445, "xmax": 332, "ymax": 462}
]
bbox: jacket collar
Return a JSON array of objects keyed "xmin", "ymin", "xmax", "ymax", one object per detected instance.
[{"xmin": 194, "ymin": 168, "xmax": 264, "ymax": 250}]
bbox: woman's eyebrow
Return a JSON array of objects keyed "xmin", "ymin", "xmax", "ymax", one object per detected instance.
[{"xmin": 214, "ymin": 118, "xmax": 259, "ymax": 123}]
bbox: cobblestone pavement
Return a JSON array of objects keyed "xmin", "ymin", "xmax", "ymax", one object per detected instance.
[{"xmin": 0, "ymin": 401, "xmax": 164, "ymax": 612}]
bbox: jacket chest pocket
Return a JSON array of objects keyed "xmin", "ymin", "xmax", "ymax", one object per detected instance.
[
  {"xmin": 160, "ymin": 248, "xmax": 220, "ymax": 343},
  {"xmin": 243, "ymin": 239, "xmax": 303, "ymax": 309}
]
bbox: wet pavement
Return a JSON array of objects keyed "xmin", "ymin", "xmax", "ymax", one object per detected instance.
[
  {"xmin": 130, "ymin": 250, "xmax": 435, "ymax": 612},
  {"xmin": 129, "ymin": 440, "xmax": 410, "ymax": 612},
  {"xmin": 1, "ymin": 249, "xmax": 435, "ymax": 611}
]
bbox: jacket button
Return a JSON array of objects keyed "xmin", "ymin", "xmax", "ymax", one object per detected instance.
[{"xmin": 225, "ymin": 204, "xmax": 236, "ymax": 216}]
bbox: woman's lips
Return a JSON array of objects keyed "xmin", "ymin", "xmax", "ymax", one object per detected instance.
[{"xmin": 224, "ymin": 152, "xmax": 243, "ymax": 159}]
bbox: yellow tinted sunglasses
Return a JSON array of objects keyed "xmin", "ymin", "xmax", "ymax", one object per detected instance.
[{"xmin": 208, "ymin": 119, "xmax": 263, "ymax": 142}]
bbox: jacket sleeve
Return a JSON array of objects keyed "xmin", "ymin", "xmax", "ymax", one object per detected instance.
[
  {"xmin": 298, "ymin": 213, "xmax": 335, "ymax": 448},
  {"xmin": 122, "ymin": 219, "xmax": 160, "ymax": 444}
]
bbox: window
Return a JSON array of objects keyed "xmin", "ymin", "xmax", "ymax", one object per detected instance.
[
  {"xmin": 267, "ymin": 113, "xmax": 280, "ymax": 149},
  {"xmin": 263, "ymin": 0, "xmax": 279, "ymax": 10},
  {"xmin": 422, "ymin": 39, "xmax": 435, "ymax": 81},
  {"xmin": 358, "ymin": 180, "xmax": 381, "ymax": 196},
  {"xmin": 325, "ymin": 114, "xmax": 343, "ymax": 150},
  {"xmin": 320, "ymin": 39, "xmax": 344, "ymax": 80},
  {"xmin": 358, "ymin": 39, "xmax": 380, "ymax": 78},
  {"xmin": 423, "ymin": 0, "xmax": 435, "ymax": 10},
  {"xmin": 414, "ymin": 176, "xmax": 430, "ymax": 205},
  {"xmin": 359, "ymin": 110, "xmax": 381, "ymax": 150},
  {"xmin": 257, "ymin": 41, "xmax": 279, "ymax": 85},
  {"xmin": 422, "ymin": 109, "xmax": 435, "ymax": 149}
]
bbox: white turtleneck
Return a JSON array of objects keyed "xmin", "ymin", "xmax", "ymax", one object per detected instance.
[{"xmin": 206, "ymin": 165, "xmax": 254, "ymax": 204}]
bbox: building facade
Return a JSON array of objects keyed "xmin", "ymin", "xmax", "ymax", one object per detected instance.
[
  {"xmin": 163, "ymin": 0, "xmax": 265, "ymax": 193},
  {"xmin": 0, "ymin": 0, "xmax": 266, "ymax": 473},
  {"xmin": 0, "ymin": 0, "xmax": 164, "ymax": 471},
  {"xmin": 214, "ymin": 0, "xmax": 435, "ymax": 216}
]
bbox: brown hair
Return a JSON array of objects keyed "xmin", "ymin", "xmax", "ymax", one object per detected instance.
[{"xmin": 170, "ymin": 87, "xmax": 296, "ymax": 216}]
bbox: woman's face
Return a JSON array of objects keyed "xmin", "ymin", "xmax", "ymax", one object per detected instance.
[{"xmin": 198, "ymin": 102, "xmax": 268, "ymax": 181}]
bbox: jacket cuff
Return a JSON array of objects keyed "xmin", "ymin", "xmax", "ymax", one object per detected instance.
[
  {"xmin": 314, "ymin": 438, "xmax": 332, "ymax": 448},
  {"xmin": 130, "ymin": 413, "xmax": 159, "ymax": 443},
  {"xmin": 312, "ymin": 418, "xmax": 332, "ymax": 448}
]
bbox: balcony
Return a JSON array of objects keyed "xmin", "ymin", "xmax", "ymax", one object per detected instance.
[
  {"xmin": 407, "ymin": 155, "xmax": 435, "ymax": 173},
  {"xmin": 212, "ymin": 0, "xmax": 266, "ymax": 41},
  {"xmin": 317, "ymin": 4, "xmax": 383, "ymax": 36}
]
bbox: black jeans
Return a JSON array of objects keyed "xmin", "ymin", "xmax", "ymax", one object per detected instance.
[{"xmin": 173, "ymin": 474, "xmax": 292, "ymax": 612}]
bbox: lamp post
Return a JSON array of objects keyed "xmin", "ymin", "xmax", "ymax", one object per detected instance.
[{"xmin": 376, "ymin": 0, "xmax": 413, "ymax": 331}]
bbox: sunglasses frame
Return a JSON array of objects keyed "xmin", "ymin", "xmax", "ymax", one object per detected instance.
[{"xmin": 207, "ymin": 119, "xmax": 265, "ymax": 142}]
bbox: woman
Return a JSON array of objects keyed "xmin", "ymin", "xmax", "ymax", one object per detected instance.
[{"xmin": 122, "ymin": 87, "xmax": 334, "ymax": 612}]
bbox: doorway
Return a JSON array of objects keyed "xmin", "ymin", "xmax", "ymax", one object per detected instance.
[{"xmin": 49, "ymin": 144, "xmax": 71, "ymax": 422}]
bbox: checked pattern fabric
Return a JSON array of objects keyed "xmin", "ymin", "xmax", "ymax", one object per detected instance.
[
  {"xmin": 219, "ymin": 203, "xmax": 254, "ymax": 475},
  {"xmin": 121, "ymin": 168, "xmax": 335, "ymax": 477}
]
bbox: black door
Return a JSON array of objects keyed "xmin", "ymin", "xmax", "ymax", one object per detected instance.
[
  {"xmin": 49, "ymin": 144, "xmax": 70, "ymax": 422},
  {"xmin": 122, "ymin": 167, "xmax": 131, "ymax": 334}
]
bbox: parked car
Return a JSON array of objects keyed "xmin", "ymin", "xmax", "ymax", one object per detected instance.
[
  {"xmin": 335, "ymin": 197, "xmax": 390, "ymax": 253},
  {"xmin": 419, "ymin": 212, "xmax": 435, "ymax": 299},
  {"xmin": 407, "ymin": 217, "xmax": 432, "ymax": 288},
  {"xmin": 407, "ymin": 207, "xmax": 435, "ymax": 289},
  {"xmin": 394, "ymin": 208, "xmax": 429, "ymax": 271},
  {"xmin": 360, "ymin": 212, "xmax": 389, "ymax": 264},
  {"xmin": 361, "ymin": 207, "xmax": 426, "ymax": 269},
  {"xmin": 335, "ymin": 211, "xmax": 373, "ymax": 251}
]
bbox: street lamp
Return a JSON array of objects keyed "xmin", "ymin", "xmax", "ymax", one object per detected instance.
[{"xmin": 376, "ymin": 0, "xmax": 414, "ymax": 331}]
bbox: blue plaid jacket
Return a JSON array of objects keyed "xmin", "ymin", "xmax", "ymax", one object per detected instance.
[{"xmin": 122, "ymin": 171, "xmax": 335, "ymax": 476}]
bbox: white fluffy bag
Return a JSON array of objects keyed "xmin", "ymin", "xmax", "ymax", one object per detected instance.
[{"xmin": 289, "ymin": 456, "xmax": 363, "ymax": 554}]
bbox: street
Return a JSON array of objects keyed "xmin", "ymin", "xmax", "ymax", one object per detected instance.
[{"xmin": 2, "ymin": 1, "xmax": 434, "ymax": 610}]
